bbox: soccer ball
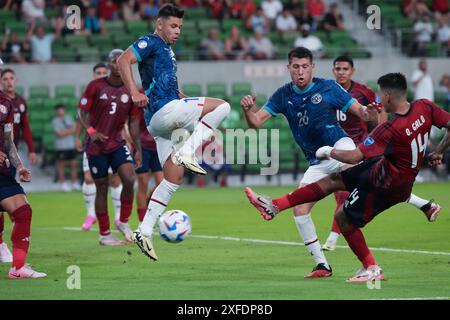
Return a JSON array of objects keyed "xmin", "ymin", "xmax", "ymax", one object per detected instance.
[{"xmin": 158, "ymin": 210, "xmax": 192, "ymax": 243}]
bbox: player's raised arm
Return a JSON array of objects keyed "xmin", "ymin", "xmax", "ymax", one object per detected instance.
[
  {"xmin": 240, "ymin": 95, "xmax": 271, "ymax": 129},
  {"xmin": 347, "ymin": 100, "xmax": 379, "ymax": 122},
  {"xmin": 117, "ymin": 49, "xmax": 148, "ymax": 108}
]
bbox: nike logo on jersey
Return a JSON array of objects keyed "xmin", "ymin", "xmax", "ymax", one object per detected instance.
[{"xmin": 100, "ymin": 93, "xmax": 108, "ymax": 100}]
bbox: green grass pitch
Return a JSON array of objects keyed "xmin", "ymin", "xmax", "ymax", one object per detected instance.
[{"xmin": 0, "ymin": 182, "xmax": 449, "ymax": 300}]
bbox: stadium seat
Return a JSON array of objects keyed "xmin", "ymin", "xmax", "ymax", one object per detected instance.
[
  {"xmin": 182, "ymin": 83, "xmax": 202, "ymax": 97},
  {"xmin": 78, "ymin": 48, "xmax": 101, "ymax": 62},
  {"xmin": 126, "ymin": 21, "xmax": 151, "ymax": 35},
  {"xmin": 15, "ymin": 86, "xmax": 25, "ymax": 97},
  {"xmin": 231, "ymin": 82, "xmax": 252, "ymax": 96},
  {"xmin": 29, "ymin": 85, "xmax": 50, "ymax": 99},
  {"xmin": 65, "ymin": 35, "xmax": 90, "ymax": 48},
  {"xmin": 55, "ymin": 85, "xmax": 76, "ymax": 99},
  {"xmin": 207, "ymin": 83, "xmax": 227, "ymax": 99}
]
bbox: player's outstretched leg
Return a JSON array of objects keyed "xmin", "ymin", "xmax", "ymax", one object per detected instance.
[
  {"xmin": 172, "ymin": 98, "xmax": 230, "ymax": 175},
  {"xmin": 244, "ymin": 187, "xmax": 279, "ymax": 220},
  {"xmin": 406, "ymin": 194, "xmax": 441, "ymax": 222},
  {"xmin": 0, "ymin": 212, "xmax": 13, "ymax": 263}
]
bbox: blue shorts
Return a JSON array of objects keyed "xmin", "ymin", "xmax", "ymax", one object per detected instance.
[
  {"xmin": 87, "ymin": 145, "xmax": 134, "ymax": 179},
  {"xmin": 136, "ymin": 148, "xmax": 162, "ymax": 174},
  {"xmin": 0, "ymin": 174, "xmax": 25, "ymax": 202}
]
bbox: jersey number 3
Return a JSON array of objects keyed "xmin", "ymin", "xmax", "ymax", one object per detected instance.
[
  {"xmin": 109, "ymin": 102, "xmax": 117, "ymax": 115},
  {"xmin": 410, "ymin": 132, "xmax": 429, "ymax": 168}
]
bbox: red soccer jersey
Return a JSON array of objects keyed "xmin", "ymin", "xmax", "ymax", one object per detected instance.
[
  {"xmin": 137, "ymin": 108, "xmax": 156, "ymax": 151},
  {"xmin": 78, "ymin": 78, "xmax": 139, "ymax": 156},
  {"xmin": 11, "ymin": 94, "xmax": 35, "ymax": 152},
  {"xmin": 338, "ymin": 81, "xmax": 375, "ymax": 145},
  {"xmin": 358, "ymin": 99, "xmax": 450, "ymax": 201},
  {"xmin": 0, "ymin": 91, "xmax": 14, "ymax": 176}
]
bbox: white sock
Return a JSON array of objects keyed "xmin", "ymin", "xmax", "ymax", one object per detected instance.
[
  {"xmin": 82, "ymin": 182, "xmax": 96, "ymax": 217},
  {"xmin": 110, "ymin": 184, "xmax": 123, "ymax": 221},
  {"xmin": 326, "ymin": 231, "xmax": 340, "ymax": 243},
  {"xmin": 406, "ymin": 193, "xmax": 428, "ymax": 209},
  {"xmin": 178, "ymin": 102, "xmax": 230, "ymax": 156},
  {"xmin": 294, "ymin": 214, "xmax": 329, "ymax": 268},
  {"xmin": 140, "ymin": 179, "xmax": 179, "ymax": 238}
]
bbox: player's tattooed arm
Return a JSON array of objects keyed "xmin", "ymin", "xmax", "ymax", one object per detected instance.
[
  {"xmin": 4, "ymin": 124, "xmax": 30, "ymax": 182},
  {"xmin": 128, "ymin": 115, "xmax": 142, "ymax": 168},
  {"xmin": 428, "ymin": 120, "xmax": 450, "ymax": 166},
  {"xmin": 348, "ymin": 101, "xmax": 378, "ymax": 122}
]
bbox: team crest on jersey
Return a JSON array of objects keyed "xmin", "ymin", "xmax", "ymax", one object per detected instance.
[
  {"xmin": 364, "ymin": 137, "xmax": 374, "ymax": 146},
  {"xmin": 121, "ymin": 94, "xmax": 129, "ymax": 103},
  {"xmin": 138, "ymin": 40, "xmax": 147, "ymax": 49},
  {"xmin": 0, "ymin": 104, "xmax": 7, "ymax": 114},
  {"xmin": 19, "ymin": 104, "xmax": 25, "ymax": 112},
  {"xmin": 81, "ymin": 98, "xmax": 88, "ymax": 105},
  {"xmin": 311, "ymin": 93, "xmax": 322, "ymax": 104}
]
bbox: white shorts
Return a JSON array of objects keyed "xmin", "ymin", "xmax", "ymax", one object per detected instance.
[
  {"xmin": 148, "ymin": 97, "xmax": 205, "ymax": 166},
  {"xmin": 83, "ymin": 152, "xmax": 113, "ymax": 174},
  {"xmin": 300, "ymin": 137, "xmax": 356, "ymax": 185}
]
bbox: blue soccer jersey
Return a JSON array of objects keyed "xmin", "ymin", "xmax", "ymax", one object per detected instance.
[
  {"xmin": 130, "ymin": 33, "xmax": 179, "ymax": 124},
  {"xmin": 262, "ymin": 78, "xmax": 354, "ymax": 165}
]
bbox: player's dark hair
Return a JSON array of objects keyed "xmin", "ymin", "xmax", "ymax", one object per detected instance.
[
  {"xmin": 157, "ymin": 3, "xmax": 184, "ymax": 19},
  {"xmin": 288, "ymin": 47, "xmax": 313, "ymax": 64},
  {"xmin": 93, "ymin": 62, "xmax": 107, "ymax": 72},
  {"xmin": 0, "ymin": 68, "xmax": 15, "ymax": 77},
  {"xmin": 377, "ymin": 73, "xmax": 407, "ymax": 97},
  {"xmin": 333, "ymin": 55, "xmax": 354, "ymax": 67},
  {"xmin": 54, "ymin": 103, "xmax": 65, "ymax": 110}
]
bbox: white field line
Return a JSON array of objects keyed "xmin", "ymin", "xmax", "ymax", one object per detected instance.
[{"xmin": 62, "ymin": 227, "xmax": 450, "ymax": 256}]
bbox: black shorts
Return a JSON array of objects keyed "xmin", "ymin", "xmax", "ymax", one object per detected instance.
[
  {"xmin": 0, "ymin": 174, "xmax": 25, "ymax": 203},
  {"xmin": 55, "ymin": 150, "xmax": 77, "ymax": 161},
  {"xmin": 341, "ymin": 158, "xmax": 398, "ymax": 228}
]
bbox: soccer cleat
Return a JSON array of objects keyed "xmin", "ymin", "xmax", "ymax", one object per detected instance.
[
  {"xmin": 244, "ymin": 187, "xmax": 279, "ymax": 220},
  {"xmin": 322, "ymin": 239, "xmax": 337, "ymax": 251},
  {"xmin": 132, "ymin": 230, "xmax": 158, "ymax": 261},
  {"xmin": 8, "ymin": 264, "xmax": 47, "ymax": 279},
  {"xmin": 346, "ymin": 265, "xmax": 385, "ymax": 283},
  {"xmin": 116, "ymin": 221, "xmax": 133, "ymax": 242},
  {"xmin": 171, "ymin": 150, "xmax": 207, "ymax": 175},
  {"xmin": 304, "ymin": 263, "xmax": 333, "ymax": 279},
  {"xmin": 99, "ymin": 234, "xmax": 126, "ymax": 246},
  {"xmin": 0, "ymin": 242, "xmax": 13, "ymax": 263},
  {"xmin": 114, "ymin": 219, "xmax": 120, "ymax": 229},
  {"xmin": 81, "ymin": 215, "xmax": 96, "ymax": 231},
  {"xmin": 421, "ymin": 200, "xmax": 441, "ymax": 222}
]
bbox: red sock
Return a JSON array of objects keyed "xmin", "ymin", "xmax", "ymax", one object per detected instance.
[
  {"xmin": 96, "ymin": 212, "xmax": 110, "ymax": 236},
  {"xmin": 0, "ymin": 213, "xmax": 4, "ymax": 243},
  {"xmin": 119, "ymin": 194, "xmax": 133, "ymax": 223},
  {"xmin": 341, "ymin": 226, "xmax": 376, "ymax": 268},
  {"xmin": 331, "ymin": 191, "xmax": 349, "ymax": 234},
  {"xmin": 11, "ymin": 205, "xmax": 32, "ymax": 269},
  {"xmin": 273, "ymin": 183, "xmax": 327, "ymax": 211},
  {"xmin": 137, "ymin": 208, "xmax": 146, "ymax": 222}
]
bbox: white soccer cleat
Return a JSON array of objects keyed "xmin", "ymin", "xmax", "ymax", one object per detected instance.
[
  {"xmin": 171, "ymin": 150, "xmax": 207, "ymax": 175},
  {"xmin": 132, "ymin": 230, "xmax": 158, "ymax": 261},
  {"xmin": 0, "ymin": 242, "xmax": 13, "ymax": 263},
  {"xmin": 346, "ymin": 265, "xmax": 385, "ymax": 283},
  {"xmin": 99, "ymin": 234, "xmax": 126, "ymax": 246},
  {"xmin": 422, "ymin": 200, "xmax": 441, "ymax": 222},
  {"xmin": 8, "ymin": 264, "xmax": 47, "ymax": 279},
  {"xmin": 322, "ymin": 239, "xmax": 337, "ymax": 251},
  {"xmin": 116, "ymin": 221, "xmax": 133, "ymax": 242}
]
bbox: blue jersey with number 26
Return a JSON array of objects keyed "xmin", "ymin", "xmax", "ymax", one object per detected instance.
[{"xmin": 262, "ymin": 78, "xmax": 354, "ymax": 165}]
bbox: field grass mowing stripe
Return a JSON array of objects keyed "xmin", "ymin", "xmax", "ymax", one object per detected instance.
[
  {"xmin": 60, "ymin": 226, "xmax": 450, "ymax": 256},
  {"xmin": 372, "ymin": 297, "xmax": 450, "ymax": 300}
]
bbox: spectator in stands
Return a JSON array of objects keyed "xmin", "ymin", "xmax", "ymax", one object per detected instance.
[
  {"xmin": 403, "ymin": 0, "xmax": 430, "ymax": 21},
  {"xmin": 439, "ymin": 74, "xmax": 450, "ymax": 111},
  {"xmin": 276, "ymin": 7, "xmax": 298, "ymax": 35},
  {"xmin": 246, "ymin": 6, "xmax": 270, "ymax": 34},
  {"xmin": 248, "ymin": 29, "xmax": 275, "ymax": 59},
  {"xmin": 293, "ymin": 23, "xmax": 324, "ymax": 58},
  {"xmin": 177, "ymin": 0, "xmax": 199, "ymax": 9},
  {"xmin": 199, "ymin": 28, "xmax": 226, "ymax": 60},
  {"xmin": 412, "ymin": 13, "xmax": 434, "ymax": 56},
  {"xmin": 431, "ymin": 0, "xmax": 449, "ymax": 25},
  {"xmin": 122, "ymin": 0, "xmax": 141, "ymax": 21},
  {"xmin": 52, "ymin": 104, "xmax": 80, "ymax": 192},
  {"xmin": 26, "ymin": 20, "xmax": 64, "ymax": 63},
  {"xmin": 261, "ymin": 0, "xmax": 283, "ymax": 24},
  {"xmin": 412, "ymin": 58, "xmax": 434, "ymax": 101},
  {"xmin": 21, "ymin": 0, "xmax": 46, "ymax": 25},
  {"xmin": 84, "ymin": 6, "xmax": 104, "ymax": 34},
  {"xmin": 306, "ymin": 0, "xmax": 325, "ymax": 21},
  {"xmin": 285, "ymin": 0, "xmax": 303, "ymax": 23},
  {"xmin": 224, "ymin": 25, "xmax": 249, "ymax": 60},
  {"xmin": 322, "ymin": 2, "xmax": 344, "ymax": 32},
  {"xmin": 296, "ymin": 6, "xmax": 316, "ymax": 31},
  {"xmin": 98, "ymin": 0, "xmax": 119, "ymax": 20},
  {"xmin": 1, "ymin": 30, "xmax": 31, "ymax": 63},
  {"xmin": 208, "ymin": 0, "xmax": 231, "ymax": 21},
  {"xmin": 140, "ymin": 0, "xmax": 159, "ymax": 20},
  {"xmin": 437, "ymin": 13, "xmax": 450, "ymax": 54},
  {"xmin": 241, "ymin": 0, "xmax": 257, "ymax": 21}
]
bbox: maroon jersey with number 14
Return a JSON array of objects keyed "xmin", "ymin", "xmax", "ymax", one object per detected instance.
[
  {"xmin": 0, "ymin": 91, "xmax": 14, "ymax": 176},
  {"xmin": 358, "ymin": 99, "xmax": 450, "ymax": 202},
  {"xmin": 338, "ymin": 81, "xmax": 375, "ymax": 144},
  {"xmin": 78, "ymin": 78, "xmax": 139, "ymax": 156}
]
